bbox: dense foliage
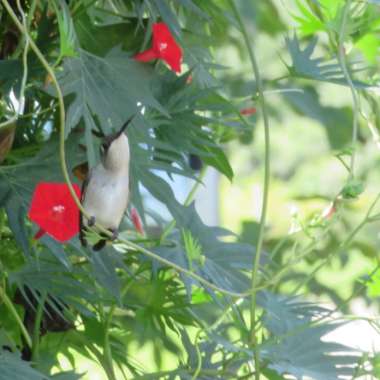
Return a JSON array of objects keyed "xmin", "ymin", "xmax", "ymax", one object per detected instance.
[{"xmin": 0, "ymin": 0, "xmax": 380, "ymax": 379}]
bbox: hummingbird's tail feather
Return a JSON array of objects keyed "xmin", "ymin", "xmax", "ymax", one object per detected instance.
[
  {"xmin": 80, "ymin": 228, "xmax": 115, "ymax": 251},
  {"xmin": 92, "ymin": 237, "xmax": 107, "ymax": 251}
]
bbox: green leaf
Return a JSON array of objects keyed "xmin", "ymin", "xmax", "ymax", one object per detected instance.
[
  {"xmin": 177, "ymin": 0, "xmax": 209, "ymax": 19},
  {"xmin": 152, "ymin": 0, "xmax": 181, "ymax": 37},
  {"xmin": 5, "ymin": 194, "xmax": 30, "ymax": 257},
  {"xmin": 9, "ymin": 252, "xmax": 98, "ymax": 317},
  {"xmin": 286, "ymin": 34, "xmax": 374, "ymax": 89},
  {"xmin": 90, "ymin": 248, "xmax": 121, "ymax": 300},
  {"xmin": 50, "ymin": 372, "xmax": 84, "ymax": 380},
  {"xmin": 40, "ymin": 235, "xmax": 72, "ymax": 270},
  {"xmin": 200, "ymin": 144, "xmax": 234, "ymax": 181},
  {"xmin": 54, "ymin": 0, "xmax": 78, "ymax": 58},
  {"xmin": 341, "ymin": 179, "xmax": 365, "ymax": 199},
  {"xmin": 73, "ymin": 11, "xmax": 144, "ymax": 56},
  {"xmin": 155, "ymin": 204, "xmax": 254, "ymax": 294},
  {"xmin": 0, "ymin": 350, "xmax": 49, "ymax": 380},
  {"xmin": 292, "ymin": 0, "xmax": 324, "ymax": 35},
  {"xmin": 181, "ymin": 228, "xmax": 204, "ymax": 270},
  {"xmin": 260, "ymin": 292, "xmax": 359, "ymax": 380},
  {"xmin": 56, "ymin": 49, "xmax": 165, "ymax": 166},
  {"xmin": 0, "ymin": 59, "xmax": 23, "ymax": 93}
]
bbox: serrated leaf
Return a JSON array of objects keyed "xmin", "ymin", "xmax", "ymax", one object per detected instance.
[
  {"xmin": 200, "ymin": 144, "xmax": 233, "ymax": 181},
  {"xmin": 74, "ymin": 11, "xmax": 144, "ymax": 56},
  {"xmin": 181, "ymin": 228, "xmax": 204, "ymax": 270},
  {"xmin": 40, "ymin": 234, "xmax": 72, "ymax": 270},
  {"xmin": 155, "ymin": 203, "xmax": 254, "ymax": 295},
  {"xmin": 0, "ymin": 350, "xmax": 49, "ymax": 380},
  {"xmin": 0, "ymin": 60, "xmax": 22, "ymax": 93},
  {"xmin": 50, "ymin": 372, "xmax": 84, "ymax": 380},
  {"xmin": 152, "ymin": 0, "xmax": 181, "ymax": 37},
  {"xmin": 90, "ymin": 248, "xmax": 121, "ymax": 300},
  {"xmin": 341, "ymin": 179, "xmax": 365, "ymax": 199},
  {"xmin": 260, "ymin": 292, "xmax": 359, "ymax": 380},
  {"xmin": 286, "ymin": 34, "xmax": 374, "ymax": 89},
  {"xmin": 177, "ymin": 0, "xmax": 209, "ymax": 19},
  {"xmin": 54, "ymin": 0, "xmax": 78, "ymax": 58},
  {"xmin": 56, "ymin": 49, "xmax": 165, "ymax": 166},
  {"xmin": 9, "ymin": 254, "xmax": 98, "ymax": 317}
]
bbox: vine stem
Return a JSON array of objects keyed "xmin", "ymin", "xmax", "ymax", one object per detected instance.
[
  {"xmin": 0, "ymin": 0, "xmax": 29, "ymax": 130},
  {"xmin": 1, "ymin": 0, "xmax": 262, "ymax": 300},
  {"xmin": 338, "ymin": 0, "xmax": 359, "ymax": 177},
  {"xmin": 31, "ymin": 291, "xmax": 47, "ymax": 363},
  {"xmin": 228, "ymin": 2, "xmax": 271, "ymax": 378},
  {"xmin": 0, "ymin": 286, "xmax": 32, "ymax": 348},
  {"xmin": 191, "ymin": 297, "xmax": 244, "ymax": 380},
  {"xmin": 103, "ymin": 277, "xmax": 137, "ymax": 380}
]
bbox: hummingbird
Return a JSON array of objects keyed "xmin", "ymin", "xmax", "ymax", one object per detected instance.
[{"xmin": 79, "ymin": 116, "xmax": 133, "ymax": 250}]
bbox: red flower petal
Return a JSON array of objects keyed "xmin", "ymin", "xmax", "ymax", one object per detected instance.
[
  {"xmin": 134, "ymin": 22, "xmax": 183, "ymax": 73},
  {"xmin": 322, "ymin": 202, "xmax": 337, "ymax": 219},
  {"xmin": 131, "ymin": 207, "xmax": 145, "ymax": 236},
  {"xmin": 134, "ymin": 48, "xmax": 160, "ymax": 62},
  {"xmin": 28, "ymin": 182, "xmax": 81, "ymax": 243},
  {"xmin": 152, "ymin": 23, "xmax": 182, "ymax": 73},
  {"xmin": 240, "ymin": 107, "xmax": 257, "ymax": 116}
]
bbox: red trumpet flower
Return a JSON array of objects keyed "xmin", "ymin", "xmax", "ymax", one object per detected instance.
[
  {"xmin": 130, "ymin": 207, "xmax": 145, "ymax": 236},
  {"xmin": 240, "ymin": 107, "xmax": 257, "ymax": 116},
  {"xmin": 29, "ymin": 182, "xmax": 81, "ymax": 243},
  {"xmin": 135, "ymin": 22, "xmax": 183, "ymax": 73}
]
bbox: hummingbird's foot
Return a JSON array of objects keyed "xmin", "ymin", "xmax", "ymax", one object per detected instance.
[
  {"xmin": 109, "ymin": 228, "xmax": 118, "ymax": 241},
  {"xmin": 88, "ymin": 216, "xmax": 96, "ymax": 227}
]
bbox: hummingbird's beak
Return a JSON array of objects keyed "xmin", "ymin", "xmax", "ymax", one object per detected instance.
[
  {"xmin": 115, "ymin": 114, "xmax": 135, "ymax": 138},
  {"xmin": 100, "ymin": 114, "xmax": 137, "ymax": 149}
]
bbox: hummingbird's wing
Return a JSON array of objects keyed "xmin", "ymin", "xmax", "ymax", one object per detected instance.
[
  {"xmin": 79, "ymin": 172, "xmax": 90, "ymax": 247},
  {"xmin": 78, "ymin": 169, "xmax": 107, "ymax": 250}
]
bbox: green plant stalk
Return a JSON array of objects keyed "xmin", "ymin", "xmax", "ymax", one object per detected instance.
[
  {"xmin": 338, "ymin": 0, "xmax": 359, "ymax": 177},
  {"xmin": 190, "ymin": 297, "xmax": 243, "ymax": 380},
  {"xmin": 103, "ymin": 310, "xmax": 117, "ymax": 380},
  {"xmin": 72, "ymin": 330, "xmax": 116, "ymax": 380},
  {"xmin": 191, "ymin": 330, "xmax": 203, "ymax": 380},
  {"xmin": 103, "ymin": 280, "xmax": 135, "ymax": 380},
  {"xmin": 0, "ymin": 286, "xmax": 32, "ymax": 348},
  {"xmin": 121, "ymin": 239, "xmax": 266, "ymax": 297},
  {"xmin": 31, "ymin": 291, "xmax": 47, "ymax": 363},
  {"xmin": 228, "ymin": 1, "xmax": 271, "ymax": 377}
]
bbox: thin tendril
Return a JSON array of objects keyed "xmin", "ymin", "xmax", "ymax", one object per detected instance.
[{"xmin": 338, "ymin": 0, "xmax": 360, "ymax": 177}]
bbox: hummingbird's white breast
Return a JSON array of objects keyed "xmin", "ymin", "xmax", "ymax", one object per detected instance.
[{"xmin": 83, "ymin": 164, "xmax": 129, "ymax": 230}]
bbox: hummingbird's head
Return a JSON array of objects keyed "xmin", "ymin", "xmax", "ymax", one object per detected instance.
[{"xmin": 100, "ymin": 116, "xmax": 133, "ymax": 172}]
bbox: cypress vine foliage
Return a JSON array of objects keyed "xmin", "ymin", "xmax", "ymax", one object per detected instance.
[{"xmin": 0, "ymin": 1, "xmax": 379, "ymax": 379}]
